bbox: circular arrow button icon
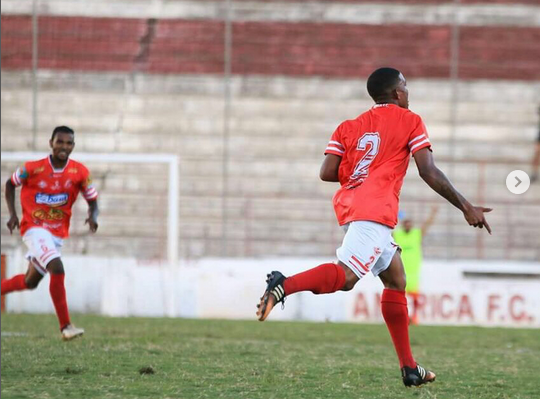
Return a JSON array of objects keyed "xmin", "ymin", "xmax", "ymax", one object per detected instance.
[{"xmin": 506, "ymin": 170, "xmax": 530, "ymax": 195}]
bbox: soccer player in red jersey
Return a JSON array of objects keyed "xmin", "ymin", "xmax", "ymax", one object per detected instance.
[
  {"xmin": 1, "ymin": 126, "xmax": 99, "ymax": 341},
  {"xmin": 256, "ymin": 68, "xmax": 492, "ymax": 387}
]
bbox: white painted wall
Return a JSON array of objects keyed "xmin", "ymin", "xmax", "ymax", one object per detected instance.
[
  {"xmin": 4, "ymin": 252, "xmax": 540, "ymax": 328},
  {"xmin": 2, "ymin": 0, "xmax": 539, "ymax": 28}
]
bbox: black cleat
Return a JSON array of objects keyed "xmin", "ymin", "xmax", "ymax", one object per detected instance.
[
  {"xmin": 256, "ymin": 271, "xmax": 286, "ymax": 321},
  {"xmin": 402, "ymin": 364, "xmax": 436, "ymax": 387}
]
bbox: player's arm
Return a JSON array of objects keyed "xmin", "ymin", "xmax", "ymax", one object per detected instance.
[
  {"xmin": 85, "ymin": 199, "xmax": 99, "ymax": 233},
  {"xmin": 5, "ymin": 165, "xmax": 27, "ymax": 234},
  {"xmin": 413, "ymin": 148, "xmax": 492, "ymax": 234},
  {"xmin": 421, "ymin": 205, "xmax": 439, "ymax": 237},
  {"xmin": 320, "ymin": 154, "xmax": 342, "ymax": 182},
  {"xmin": 5, "ymin": 178, "xmax": 20, "ymax": 234},
  {"xmin": 81, "ymin": 171, "xmax": 99, "ymax": 233}
]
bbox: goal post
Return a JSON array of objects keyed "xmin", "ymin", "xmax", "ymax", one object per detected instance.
[{"xmin": 0, "ymin": 152, "xmax": 179, "ymax": 264}]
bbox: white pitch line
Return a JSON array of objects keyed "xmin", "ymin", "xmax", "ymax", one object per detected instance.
[{"xmin": 1, "ymin": 331, "xmax": 30, "ymax": 337}]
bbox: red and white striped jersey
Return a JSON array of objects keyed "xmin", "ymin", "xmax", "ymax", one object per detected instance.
[{"xmin": 324, "ymin": 104, "xmax": 431, "ymax": 228}]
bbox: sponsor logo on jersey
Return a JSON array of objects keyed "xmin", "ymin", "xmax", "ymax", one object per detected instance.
[
  {"xmin": 51, "ymin": 181, "xmax": 61, "ymax": 191},
  {"xmin": 32, "ymin": 166, "xmax": 45, "ymax": 175},
  {"xmin": 35, "ymin": 193, "xmax": 68, "ymax": 207},
  {"xmin": 32, "ymin": 208, "xmax": 65, "ymax": 221}
]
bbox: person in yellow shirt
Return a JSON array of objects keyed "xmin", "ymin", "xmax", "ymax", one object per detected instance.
[{"xmin": 393, "ymin": 206, "xmax": 438, "ymax": 325}]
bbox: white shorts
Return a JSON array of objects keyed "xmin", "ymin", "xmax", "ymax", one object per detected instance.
[
  {"xmin": 23, "ymin": 228, "xmax": 64, "ymax": 275},
  {"xmin": 336, "ymin": 221, "xmax": 399, "ymax": 279}
]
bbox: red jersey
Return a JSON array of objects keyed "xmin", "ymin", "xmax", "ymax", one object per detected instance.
[
  {"xmin": 324, "ymin": 104, "xmax": 431, "ymax": 228},
  {"xmin": 11, "ymin": 156, "xmax": 98, "ymax": 238}
]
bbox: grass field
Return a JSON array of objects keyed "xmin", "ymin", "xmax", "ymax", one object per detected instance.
[{"xmin": 1, "ymin": 314, "xmax": 539, "ymax": 399}]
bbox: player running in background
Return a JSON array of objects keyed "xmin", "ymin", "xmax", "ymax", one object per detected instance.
[
  {"xmin": 393, "ymin": 206, "xmax": 438, "ymax": 325},
  {"xmin": 256, "ymin": 68, "xmax": 492, "ymax": 387},
  {"xmin": 1, "ymin": 126, "xmax": 99, "ymax": 341}
]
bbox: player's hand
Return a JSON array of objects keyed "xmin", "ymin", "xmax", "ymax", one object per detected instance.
[
  {"xmin": 463, "ymin": 205, "xmax": 492, "ymax": 234},
  {"xmin": 6, "ymin": 215, "xmax": 19, "ymax": 234},
  {"xmin": 85, "ymin": 217, "xmax": 98, "ymax": 233}
]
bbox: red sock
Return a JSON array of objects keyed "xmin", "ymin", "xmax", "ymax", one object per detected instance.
[
  {"xmin": 283, "ymin": 263, "xmax": 346, "ymax": 295},
  {"xmin": 1, "ymin": 274, "xmax": 28, "ymax": 295},
  {"xmin": 381, "ymin": 288, "xmax": 416, "ymax": 368},
  {"xmin": 49, "ymin": 273, "xmax": 71, "ymax": 331}
]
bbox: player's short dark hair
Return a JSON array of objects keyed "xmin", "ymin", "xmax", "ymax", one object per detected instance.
[
  {"xmin": 51, "ymin": 126, "xmax": 75, "ymax": 140},
  {"xmin": 367, "ymin": 67, "xmax": 402, "ymax": 102}
]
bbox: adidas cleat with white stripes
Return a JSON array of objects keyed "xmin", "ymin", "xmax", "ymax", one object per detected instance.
[
  {"xmin": 256, "ymin": 271, "xmax": 286, "ymax": 321},
  {"xmin": 401, "ymin": 364, "xmax": 436, "ymax": 387}
]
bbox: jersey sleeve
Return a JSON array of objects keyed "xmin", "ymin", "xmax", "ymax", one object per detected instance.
[
  {"xmin": 10, "ymin": 165, "xmax": 29, "ymax": 187},
  {"xmin": 408, "ymin": 115, "xmax": 432, "ymax": 155},
  {"xmin": 324, "ymin": 123, "xmax": 346, "ymax": 157},
  {"xmin": 80, "ymin": 167, "xmax": 98, "ymax": 201}
]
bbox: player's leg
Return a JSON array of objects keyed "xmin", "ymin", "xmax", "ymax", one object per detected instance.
[
  {"xmin": 377, "ymin": 251, "xmax": 435, "ymax": 386},
  {"xmin": 45, "ymin": 258, "xmax": 83, "ymax": 340},
  {"xmin": 46, "ymin": 258, "xmax": 71, "ymax": 331},
  {"xmin": 1, "ymin": 275, "xmax": 27, "ymax": 294},
  {"xmin": 256, "ymin": 262, "xmax": 350, "ymax": 321},
  {"xmin": 20, "ymin": 228, "xmax": 82, "ymax": 339},
  {"xmin": 1, "ymin": 259, "xmax": 44, "ymax": 294},
  {"xmin": 284, "ymin": 261, "xmax": 354, "ymax": 295},
  {"xmin": 378, "ymin": 251, "xmax": 413, "ymax": 366},
  {"xmin": 1, "ymin": 232, "xmax": 50, "ymax": 295},
  {"xmin": 25, "ymin": 258, "xmax": 46, "ymax": 288},
  {"xmin": 257, "ymin": 221, "xmax": 384, "ymax": 321}
]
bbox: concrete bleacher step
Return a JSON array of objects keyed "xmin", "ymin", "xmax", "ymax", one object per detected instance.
[
  {"xmin": 2, "ymin": 70, "xmax": 539, "ymax": 261},
  {"xmin": 3, "ymin": 86, "xmax": 537, "ymax": 133}
]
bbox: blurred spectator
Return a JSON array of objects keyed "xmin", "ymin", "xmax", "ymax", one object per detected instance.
[{"xmin": 393, "ymin": 206, "xmax": 438, "ymax": 325}]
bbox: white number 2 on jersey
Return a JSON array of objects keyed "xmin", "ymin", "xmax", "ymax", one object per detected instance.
[{"xmin": 351, "ymin": 132, "xmax": 380, "ymax": 181}]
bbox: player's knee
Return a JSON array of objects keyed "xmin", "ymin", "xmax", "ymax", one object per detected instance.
[
  {"xmin": 24, "ymin": 277, "xmax": 40, "ymax": 289},
  {"xmin": 337, "ymin": 262, "xmax": 359, "ymax": 291},
  {"xmin": 341, "ymin": 281, "xmax": 355, "ymax": 291},
  {"xmin": 341, "ymin": 275, "xmax": 358, "ymax": 291},
  {"xmin": 46, "ymin": 258, "xmax": 64, "ymax": 274}
]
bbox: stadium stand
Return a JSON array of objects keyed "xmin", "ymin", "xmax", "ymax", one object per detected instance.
[{"xmin": 1, "ymin": 0, "xmax": 539, "ymax": 261}]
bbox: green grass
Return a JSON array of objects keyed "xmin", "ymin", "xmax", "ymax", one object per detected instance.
[{"xmin": 2, "ymin": 314, "xmax": 539, "ymax": 399}]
